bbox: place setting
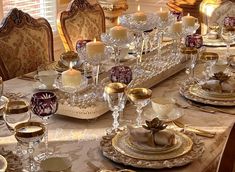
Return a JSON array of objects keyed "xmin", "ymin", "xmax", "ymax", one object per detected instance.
[{"xmin": 100, "ymin": 117, "xmax": 205, "ymax": 169}]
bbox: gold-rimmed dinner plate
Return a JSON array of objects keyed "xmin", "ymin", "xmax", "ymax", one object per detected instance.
[
  {"xmin": 189, "ymin": 84, "xmax": 235, "ymax": 101},
  {"xmin": 112, "ymin": 130, "xmax": 193, "ymax": 161},
  {"xmin": 125, "ymin": 132, "xmax": 182, "ymax": 154},
  {"xmin": 180, "ymin": 82, "xmax": 235, "ymax": 106},
  {"xmin": 203, "ymin": 36, "xmax": 235, "ymax": 47}
]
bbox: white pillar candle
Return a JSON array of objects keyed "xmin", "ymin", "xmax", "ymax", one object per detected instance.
[
  {"xmin": 170, "ymin": 21, "xmax": 182, "ymax": 34},
  {"xmin": 156, "ymin": 7, "xmax": 168, "ymax": 21},
  {"xmin": 182, "ymin": 13, "xmax": 196, "ymax": 27},
  {"xmin": 110, "ymin": 17, "xmax": 128, "ymax": 40},
  {"xmin": 86, "ymin": 38, "xmax": 105, "ymax": 58},
  {"xmin": 133, "ymin": 5, "xmax": 147, "ymax": 22},
  {"xmin": 62, "ymin": 63, "xmax": 82, "ymax": 87}
]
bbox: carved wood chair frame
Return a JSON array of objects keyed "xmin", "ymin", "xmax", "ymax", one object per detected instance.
[
  {"xmin": 0, "ymin": 8, "xmax": 54, "ymax": 80},
  {"xmin": 57, "ymin": 0, "xmax": 106, "ymax": 51}
]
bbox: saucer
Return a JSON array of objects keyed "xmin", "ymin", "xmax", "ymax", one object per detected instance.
[
  {"xmin": 144, "ymin": 106, "xmax": 184, "ymax": 122},
  {"xmin": 40, "ymin": 157, "xmax": 72, "ymax": 172},
  {"xmin": 0, "ymin": 155, "xmax": 7, "ymax": 172},
  {"xmin": 33, "ymin": 83, "xmax": 57, "ymax": 91}
]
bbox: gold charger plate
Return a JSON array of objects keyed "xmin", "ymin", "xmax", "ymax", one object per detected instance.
[
  {"xmin": 203, "ymin": 36, "xmax": 235, "ymax": 47},
  {"xmin": 112, "ymin": 130, "xmax": 192, "ymax": 161},
  {"xmin": 180, "ymin": 81, "xmax": 235, "ymax": 106},
  {"xmin": 190, "ymin": 84, "xmax": 235, "ymax": 101},
  {"xmin": 100, "ymin": 129, "xmax": 204, "ymax": 169}
]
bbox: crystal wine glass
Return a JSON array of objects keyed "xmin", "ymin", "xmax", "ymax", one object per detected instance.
[
  {"xmin": 30, "ymin": 91, "xmax": 58, "ymax": 161},
  {"xmin": 76, "ymin": 39, "xmax": 92, "ymax": 78},
  {"xmin": 126, "ymin": 88, "xmax": 152, "ymax": 126},
  {"xmin": 14, "ymin": 121, "xmax": 45, "ymax": 171},
  {"xmin": 3, "ymin": 100, "xmax": 31, "ymax": 157},
  {"xmin": 221, "ymin": 26, "xmax": 235, "ymax": 61},
  {"xmin": 104, "ymin": 82, "xmax": 127, "ymax": 132}
]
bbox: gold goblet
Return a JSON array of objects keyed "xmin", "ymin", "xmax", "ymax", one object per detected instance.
[
  {"xmin": 126, "ymin": 88, "xmax": 152, "ymax": 126},
  {"xmin": 104, "ymin": 82, "xmax": 127, "ymax": 131}
]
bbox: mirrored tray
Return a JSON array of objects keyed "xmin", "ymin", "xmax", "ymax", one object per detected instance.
[
  {"xmin": 180, "ymin": 81, "xmax": 235, "ymax": 106},
  {"xmin": 100, "ymin": 129, "xmax": 204, "ymax": 169},
  {"xmin": 0, "ymin": 148, "xmax": 23, "ymax": 172}
]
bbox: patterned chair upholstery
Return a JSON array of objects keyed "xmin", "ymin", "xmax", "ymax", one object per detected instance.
[
  {"xmin": 57, "ymin": 0, "xmax": 106, "ymax": 51},
  {"xmin": 0, "ymin": 8, "xmax": 54, "ymax": 81},
  {"xmin": 209, "ymin": 1, "xmax": 235, "ymax": 27}
]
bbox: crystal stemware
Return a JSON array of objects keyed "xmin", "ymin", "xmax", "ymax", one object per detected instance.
[
  {"xmin": 126, "ymin": 88, "xmax": 152, "ymax": 126},
  {"xmin": 14, "ymin": 121, "xmax": 45, "ymax": 171},
  {"xmin": 104, "ymin": 82, "xmax": 127, "ymax": 131},
  {"xmin": 30, "ymin": 91, "xmax": 58, "ymax": 161},
  {"xmin": 0, "ymin": 76, "xmax": 9, "ymax": 110},
  {"xmin": 3, "ymin": 100, "xmax": 31, "ymax": 157},
  {"xmin": 221, "ymin": 26, "xmax": 235, "ymax": 61},
  {"xmin": 76, "ymin": 39, "xmax": 92, "ymax": 78}
]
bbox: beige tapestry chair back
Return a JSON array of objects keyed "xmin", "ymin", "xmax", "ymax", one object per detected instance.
[
  {"xmin": 57, "ymin": 0, "xmax": 106, "ymax": 51},
  {"xmin": 0, "ymin": 8, "xmax": 54, "ymax": 81}
]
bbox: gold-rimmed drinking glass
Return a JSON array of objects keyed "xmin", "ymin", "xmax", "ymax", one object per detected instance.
[
  {"xmin": 126, "ymin": 88, "xmax": 152, "ymax": 126},
  {"xmin": 3, "ymin": 100, "xmax": 31, "ymax": 157},
  {"xmin": 104, "ymin": 82, "xmax": 127, "ymax": 131},
  {"xmin": 14, "ymin": 121, "xmax": 45, "ymax": 171},
  {"xmin": 221, "ymin": 26, "xmax": 235, "ymax": 61}
]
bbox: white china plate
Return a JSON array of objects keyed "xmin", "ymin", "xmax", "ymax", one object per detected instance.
[
  {"xmin": 33, "ymin": 83, "xmax": 58, "ymax": 91},
  {"xmin": 144, "ymin": 106, "xmax": 184, "ymax": 122}
]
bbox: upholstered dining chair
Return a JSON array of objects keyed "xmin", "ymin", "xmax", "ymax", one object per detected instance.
[
  {"xmin": 57, "ymin": 0, "xmax": 106, "ymax": 51},
  {"xmin": 0, "ymin": 8, "xmax": 54, "ymax": 81},
  {"xmin": 217, "ymin": 123, "xmax": 235, "ymax": 172}
]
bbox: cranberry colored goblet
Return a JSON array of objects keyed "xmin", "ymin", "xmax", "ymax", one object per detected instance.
[{"xmin": 31, "ymin": 91, "xmax": 58, "ymax": 160}]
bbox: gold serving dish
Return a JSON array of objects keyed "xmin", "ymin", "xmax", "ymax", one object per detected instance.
[{"xmin": 112, "ymin": 129, "xmax": 193, "ymax": 161}]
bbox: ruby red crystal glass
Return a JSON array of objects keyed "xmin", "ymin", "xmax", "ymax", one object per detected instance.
[{"xmin": 30, "ymin": 91, "xmax": 58, "ymax": 160}]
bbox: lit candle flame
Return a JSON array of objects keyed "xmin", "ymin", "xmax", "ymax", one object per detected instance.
[
  {"xmin": 117, "ymin": 17, "xmax": 120, "ymax": 25},
  {"xmin": 93, "ymin": 38, "xmax": 96, "ymax": 42},
  {"xmin": 187, "ymin": 13, "xmax": 190, "ymax": 16},
  {"xmin": 160, "ymin": 7, "xmax": 162, "ymax": 12},
  {"xmin": 137, "ymin": 5, "xmax": 140, "ymax": 12}
]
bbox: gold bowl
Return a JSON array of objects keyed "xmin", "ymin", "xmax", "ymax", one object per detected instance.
[
  {"xmin": 105, "ymin": 82, "xmax": 127, "ymax": 94},
  {"xmin": 126, "ymin": 88, "xmax": 152, "ymax": 102}
]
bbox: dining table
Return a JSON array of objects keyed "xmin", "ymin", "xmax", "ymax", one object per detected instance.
[{"xmin": 0, "ymin": 46, "xmax": 235, "ymax": 172}]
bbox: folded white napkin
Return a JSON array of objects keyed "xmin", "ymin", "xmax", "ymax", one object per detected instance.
[
  {"xmin": 127, "ymin": 125, "xmax": 175, "ymax": 147},
  {"xmin": 201, "ymin": 80, "xmax": 221, "ymax": 92}
]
